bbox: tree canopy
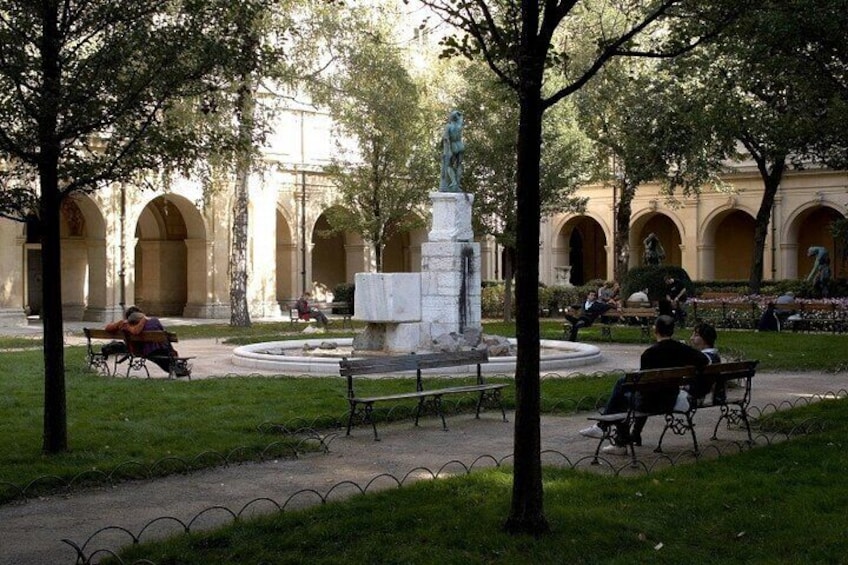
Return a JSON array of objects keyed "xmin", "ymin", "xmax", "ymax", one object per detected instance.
[
  {"xmin": 0, "ymin": 0, "xmax": 247, "ymax": 453},
  {"xmin": 314, "ymin": 18, "xmax": 436, "ymax": 271}
]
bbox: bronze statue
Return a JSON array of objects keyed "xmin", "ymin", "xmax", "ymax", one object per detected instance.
[
  {"xmin": 440, "ymin": 110, "xmax": 464, "ymax": 192},
  {"xmin": 643, "ymin": 232, "xmax": 665, "ymax": 266}
]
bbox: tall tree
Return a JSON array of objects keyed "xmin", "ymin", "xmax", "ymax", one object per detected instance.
[
  {"xmin": 196, "ymin": 0, "xmax": 341, "ymax": 326},
  {"xmin": 0, "ymin": 1, "xmax": 237, "ymax": 453},
  {"xmin": 456, "ymin": 62, "xmax": 589, "ymax": 319},
  {"xmin": 314, "ymin": 24, "xmax": 435, "ymax": 271},
  {"xmin": 668, "ymin": 0, "xmax": 848, "ymax": 293},
  {"xmin": 575, "ymin": 59, "xmax": 734, "ymax": 281},
  {"xmin": 418, "ymin": 0, "xmax": 745, "ymax": 533}
]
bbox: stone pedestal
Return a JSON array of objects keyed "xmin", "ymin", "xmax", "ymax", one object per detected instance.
[
  {"xmin": 429, "ymin": 192, "xmax": 474, "ymax": 242},
  {"xmin": 352, "ymin": 192, "xmax": 482, "ymax": 353},
  {"xmin": 419, "ymin": 240, "xmax": 481, "ymax": 346}
]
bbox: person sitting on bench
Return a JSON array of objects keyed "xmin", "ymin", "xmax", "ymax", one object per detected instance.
[
  {"xmin": 296, "ymin": 292, "xmax": 329, "ymax": 328},
  {"xmin": 578, "ymin": 315, "xmax": 708, "ymax": 454},
  {"xmin": 565, "ymin": 290, "xmax": 613, "ymax": 342}
]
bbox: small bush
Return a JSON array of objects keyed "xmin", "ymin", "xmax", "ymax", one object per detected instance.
[
  {"xmin": 482, "ymin": 283, "xmax": 512, "ymax": 318},
  {"xmin": 622, "ymin": 265, "xmax": 692, "ymax": 303},
  {"xmin": 332, "ymin": 283, "xmax": 355, "ymax": 314},
  {"xmin": 540, "ymin": 285, "xmax": 582, "ymax": 315}
]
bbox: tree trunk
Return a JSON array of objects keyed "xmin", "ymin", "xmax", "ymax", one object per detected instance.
[
  {"xmin": 748, "ymin": 156, "xmax": 786, "ymax": 294},
  {"xmin": 40, "ymin": 173, "xmax": 67, "ymax": 454},
  {"xmin": 229, "ymin": 76, "xmax": 254, "ymax": 328},
  {"xmin": 613, "ymin": 179, "xmax": 636, "ymax": 282},
  {"xmin": 375, "ymin": 243, "xmax": 383, "ymax": 273},
  {"xmin": 502, "ymin": 247, "xmax": 515, "ymax": 322},
  {"xmin": 504, "ymin": 45, "xmax": 549, "ymax": 534},
  {"xmin": 39, "ymin": 5, "xmax": 67, "ymax": 454}
]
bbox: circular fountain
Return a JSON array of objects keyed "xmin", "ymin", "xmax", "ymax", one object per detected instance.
[
  {"xmin": 231, "ymin": 338, "xmax": 601, "ymax": 375},
  {"xmin": 234, "ymin": 188, "xmax": 604, "ymax": 376}
]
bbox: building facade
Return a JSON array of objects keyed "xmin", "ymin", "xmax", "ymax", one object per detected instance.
[{"xmin": 2, "ymin": 128, "xmax": 845, "ymax": 326}]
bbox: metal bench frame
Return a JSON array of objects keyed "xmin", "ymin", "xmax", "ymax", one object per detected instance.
[{"xmin": 339, "ymin": 349, "xmax": 509, "ymax": 440}]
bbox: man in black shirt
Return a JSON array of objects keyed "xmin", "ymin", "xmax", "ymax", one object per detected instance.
[
  {"xmin": 564, "ymin": 291, "xmax": 613, "ymax": 342},
  {"xmin": 579, "ymin": 315, "xmax": 707, "ymax": 454}
]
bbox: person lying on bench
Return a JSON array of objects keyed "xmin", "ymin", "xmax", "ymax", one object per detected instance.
[
  {"xmin": 112, "ymin": 310, "xmax": 189, "ymax": 377},
  {"xmin": 101, "ymin": 305, "xmax": 142, "ymax": 360},
  {"xmin": 564, "ymin": 290, "xmax": 613, "ymax": 342},
  {"xmin": 578, "ymin": 315, "xmax": 708, "ymax": 455}
]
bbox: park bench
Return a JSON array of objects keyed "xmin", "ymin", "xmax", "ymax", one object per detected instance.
[
  {"xmin": 588, "ymin": 366, "xmax": 698, "ymax": 465},
  {"xmin": 696, "ymin": 360, "xmax": 759, "ymax": 444},
  {"xmin": 690, "ymin": 299, "xmax": 759, "ymax": 329},
  {"xmin": 587, "ymin": 360, "xmax": 758, "ymax": 465},
  {"xmin": 288, "ymin": 301, "xmax": 353, "ymax": 329},
  {"xmin": 780, "ymin": 301, "xmax": 846, "ymax": 333},
  {"xmin": 82, "ymin": 328, "xmax": 125, "ymax": 376},
  {"xmin": 121, "ymin": 330, "xmax": 194, "ymax": 380},
  {"xmin": 562, "ymin": 306, "xmax": 657, "ymax": 342},
  {"xmin": 339, "ymin": 349, "xmax": 509, "ymax": 440}
]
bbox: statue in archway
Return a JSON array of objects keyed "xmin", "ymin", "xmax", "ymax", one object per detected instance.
[
  {"xmin": 643, "ymin": 232, "xmax": 665, "ymax": 266},
  {"xmin": 806, "ymin": 245, "xmax": 831, "ymax": 297},
  {"xmin": 440, "ymin": 110, "xmax": 464, "ymax": 193}
]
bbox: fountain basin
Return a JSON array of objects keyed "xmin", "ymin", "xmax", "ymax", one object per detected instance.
[{"xmin": 231, "ymin": 339, "xmax": 602, "ymax": 375}]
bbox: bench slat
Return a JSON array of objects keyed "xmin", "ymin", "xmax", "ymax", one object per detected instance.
[{"xmin": 339, "ymin": 356, "xmax": 420, "ymax": 375}]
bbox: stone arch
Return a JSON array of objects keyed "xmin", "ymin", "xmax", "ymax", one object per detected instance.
[
  {"xmin": 310, "ymin": 207, "xmax": 364, "ymax": 299},
  {"xmin": 630, "ymin": 210, "xmax": 684, "ymax": 268},
  {"xmin": 552, "ymin": 214, "xmax": 608, "ymax": 285},
  {"xmin": 700, "ymin": 206, "xmax": 758, "ymax": 280},
  {"xmin": 784, "ymin": 202, "xmax": 846, "ymax": 280},
  {"xmin": 22, "ymin": 194, "xmax": 108, "ymax": 320},
  {"xmin": 133, "ymin": 194, "xmax": 207, "ymax": 316}
]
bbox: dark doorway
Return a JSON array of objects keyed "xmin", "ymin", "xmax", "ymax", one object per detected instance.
[{"xmin": 569, "ymin": 230, "xmax": 584, "ymax": 285}]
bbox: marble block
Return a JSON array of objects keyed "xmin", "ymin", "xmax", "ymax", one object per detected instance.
[
  {"xmin": 429, "ymin": 192, "xmax": 473, "ymax": 242},
  {"xmin": 354, "ymin": 273, "xmax": 421, "ymax": 322}
]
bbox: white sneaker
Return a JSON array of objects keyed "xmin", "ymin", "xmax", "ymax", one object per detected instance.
[
  {"xmin": 601, "ymin": 444, "xmax": 629, "ymax": 456},
  {"xmin": 579, "ymin": 424, "xmax": 605, "ymax": 439}
]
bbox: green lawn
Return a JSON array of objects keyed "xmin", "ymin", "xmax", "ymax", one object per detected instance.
[
  {"xmin": 0, "ymin": 344, "xmax": 613, "ymax": 500},
  {"xmin": 3, "ymin": 323, "xmax": 847, "ymax": 562},
  {"xmin": 112, "ymin": 399, "xmax": 848, "ymax": 564},
  {"xmin": 2, "ymin": 322, "xmax": 846, "ymax": 500}
]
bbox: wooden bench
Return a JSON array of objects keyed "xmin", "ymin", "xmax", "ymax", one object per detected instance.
[
  {"xmin": 562, "ymin": 306, "xmax": 656, "ymax": 342},
  {"xmin": 288, "ymin": 301, "xmax": 353, "ymax": 329},
  {"xmin": 122, "ymin": 330, "xmax": 194, "ymax": 380},
  {"xmin": 781, "ymin": 301, "xmax": 846, "ymax": 333},
  {"xmin": 588, "ymin": 361, "xmax": 758, "ymax": 464},
  {"xmin": 339, "ymin": 349, "xmax": 509, "ymax": 440},
  {"xmin": 588, "ymin": 366, "xmax": 698, "ymax": 464},
  {"xmin": 82, "ymin": 328, "xmax": 126, "ymax": 376},
  {"xmin": 696, "ymin": 360, "xmax": 759, "ymax": 444},
  {"xmin": 690, "ymin": 299, "xmax": 759, "ymax": 329}
]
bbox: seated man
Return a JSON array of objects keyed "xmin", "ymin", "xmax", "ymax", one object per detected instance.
[
  {"xmin": 578, "ymin": 315, "xmax": 708, "ymax": 454},
  {"xmin": 296, "ymin": 292, "xmax": 329, "ymax": 328},
  {"xmin": 564, "ymin": 291, "xmax": 613, "ymax": 342}
]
